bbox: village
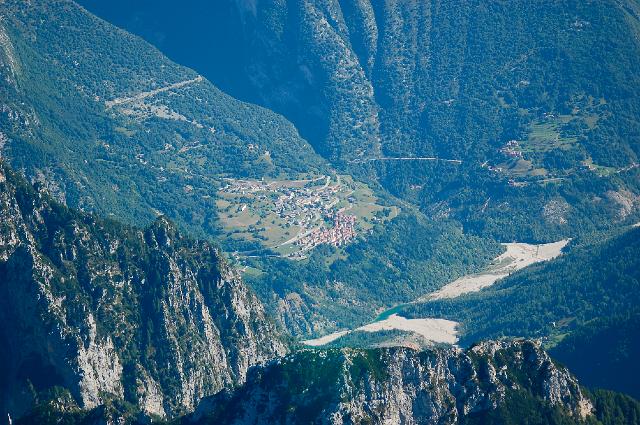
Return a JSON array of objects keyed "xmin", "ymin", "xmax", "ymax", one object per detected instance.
[
  {"xmin": 218, "ymin": 175, "xmax": 389, "ymax": 258},
  {"xmin": 292, "ymin": 211, "xmax": 357, "ymax": 256}
]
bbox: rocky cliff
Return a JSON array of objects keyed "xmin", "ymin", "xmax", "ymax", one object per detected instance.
[
  {"xmin": 0, "ymin": 162, "xmax": 287, "ymax": 420},
  {"xmin": 188, "ymin": 340, "xmax": 593, "ymax": 424}
]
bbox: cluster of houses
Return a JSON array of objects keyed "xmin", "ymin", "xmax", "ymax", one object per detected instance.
[
  {"xmin": 500, "ymin": 140, "xmax": 523, "ymax": 158},
  {"xmin": 295, "ymin": 212, "xmax": 357, "ymax": 251},
  {"xmin": 273, "ymin": 183, "xmax": 340, "ymax": 227},
  {"xmin": 221, "ymin": 176, "xmax": 361, "ymax": 256}
]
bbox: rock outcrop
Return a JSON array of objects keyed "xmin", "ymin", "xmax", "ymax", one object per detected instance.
[
  {"xmin": 190, "ymin": 340, "xmax": 592, "ymax": 424},
  {"xmin": 0, "ymin": 162, "xmax": 287, "ymax": 420}
]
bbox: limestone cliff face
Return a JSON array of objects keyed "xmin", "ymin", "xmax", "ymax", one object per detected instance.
[
  {"xmin": 190, "ymin": 340, "xmax": 592, "ymax": 424},
  {"xmin": 0, "ymin": 163, "xmax": 287, "ymax": 420}
]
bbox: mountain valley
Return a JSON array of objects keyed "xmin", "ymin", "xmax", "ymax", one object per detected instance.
[{"xmin": 0, "ymin": 0, "xmax": 639, "ymax": 423}]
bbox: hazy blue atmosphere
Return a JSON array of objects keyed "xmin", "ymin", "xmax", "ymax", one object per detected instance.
[{"xmin": 1, "ymin": 1, "xmax": 639, "ymax": 423}]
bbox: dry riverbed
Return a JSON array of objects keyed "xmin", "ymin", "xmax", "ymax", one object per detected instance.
[
  {"xmin": 302, "ymin": 239, "xmax": 569, "ymax": 347},
  {"xmin": 421, "ymin": 240, "xmax": 569, "ymax": 301}
]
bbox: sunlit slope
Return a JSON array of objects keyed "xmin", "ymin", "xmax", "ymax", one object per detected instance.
[
  {"xmin": 0, "ymin": 0, "xmax": 327, "ymax": 238},
  {"xmin": 79, "ymin": 0, "xmax": 640, "ymax": 240}
]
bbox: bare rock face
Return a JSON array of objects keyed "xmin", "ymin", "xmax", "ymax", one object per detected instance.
[
  {"xmin": 543, "ymin": 198, "xmax": 571, "ymax": 225},
  {"xmin": 191, "ymin": 340, "xmax": 592, "ymax": 424},
  {"xmin": 0, "ymin": 163, "xmax": 287, "ymax": 420},
  {"xmin": 605, "ymin": 190, "xmax": 639, "ymax": 221}
]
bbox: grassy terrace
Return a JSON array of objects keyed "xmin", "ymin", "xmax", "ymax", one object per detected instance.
[
  {"xmin": 216, "ymin": 175, "xmax": 398, "ymax": 258},
  {"xmin": 489, "ymin": 97, "xmax": 607, "ymax": 182}
]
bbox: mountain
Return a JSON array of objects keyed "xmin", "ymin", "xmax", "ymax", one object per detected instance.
[
  {"xmin": 0, "ymin": 0, "xmax": 327, "ymax": 240},
  {"xmin": 76, "ymin": 0, "xmax": 640, "ymax": 164},
  {"xmin": 0, "ymin": 161, "xmax": 287, "ymax": 420},
  {"xmin": 6, "ymin": 153, "xmax": 636, "ymax": 424},
  {"xmin": 0, "ymin": 2, "xmax": 639, "ymax": 424},
  {"xmin": 0, "ymin": 0, "xmax": 505, "ymax": 340},
  {"xmin": 185, "ymin": 341, "xmax": 595, "ymax": 424},
  {"xmin": 550, "ymin": 313, "xmax": 640, "ymax": 400},
  {"xmin": 78, "ymin": 0, "xmax": 640, "ymax": 241},
  {"xmin": 402, "ymin": 226, "xmax": 640, "ymax": 397},
  {"xmin": 2, "ymin": 0, "xmax": 636, "ymax": 343},
  {"xmin": 16, "ymin": 340, "xmax": 615, "ymax": 425}
]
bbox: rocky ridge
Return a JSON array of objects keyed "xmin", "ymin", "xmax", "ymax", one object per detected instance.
[
  {"xmin": 189, "ymin": 340, "xmax": 592, "ymax": 424},
  {"xmin": 0, "ymin": 162, "xmax": 287, "ymax": 420}
]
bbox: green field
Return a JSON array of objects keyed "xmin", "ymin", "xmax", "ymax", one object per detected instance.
[
  {"xmin": 523, "ymin": 119, "xmax": 579, "ymax": 153},
  {"xmin": 493, "ymin": 96, "xmax": 606, "ymax": 182},
  {"xmin": 217, "ymin": 175, "xmax": 398, "ymax": 258}
]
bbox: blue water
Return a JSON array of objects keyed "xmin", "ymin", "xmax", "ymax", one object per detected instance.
[{"xmin": 374, "ymin": 304, "xmax": 408, "ymax": 322}]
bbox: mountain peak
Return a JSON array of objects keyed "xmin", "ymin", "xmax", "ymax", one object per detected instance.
[
  {"xmin": 188, "ymin": 340, "xmax": 593, "ymax": 424},
  {"xmin": 0, "ymin": 162, "xmax": 287, "ymax": 419},
  {"xmin": 146, "ymin": 215, "xmax": 179, "ymax": 248}
]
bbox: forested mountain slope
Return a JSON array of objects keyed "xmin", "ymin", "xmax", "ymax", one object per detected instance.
[
  {"xmin": 404, "ymin": 226, "xmax": 640, "ymax": 343},
  {"xmin": 0, "ymin": 2, "xmax": 639, "ymax": 424},
  {"xmin": 245, "ymin": 213, "xmax": 501, "ymax": 337},
  {"xmin": 0, "ymin": 0, "xmax": 327, "ymax": 240},
  {"xmin": 77, "ymin": 0, "xmax": 640, "ymax": 164},
  {"xmin": 402, "ymin": 226, "xmax": 640, "ymax": 397},
  {"xmin": 550, "ymin": 313, "xmax": 640, "ymax": 400},
  {"xmin": 79, "ymin": 0, "xmax": 640, "ymax": 241},
  {"xmin": 0, "ymin": 0, "xmax": 507, "ymax": 340},
  {"xmin": 0, "ymin": 161, "xmax": 286, "ymax": 420}
]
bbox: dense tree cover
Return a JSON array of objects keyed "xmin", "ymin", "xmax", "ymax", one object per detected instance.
[
  {"xmin": 79, "ymin": 0, "xmax": 640, "ymax": 242},
  {"xmin": 403, "ymin": 227, "xmax": 640, "ymax": 396},
  {"xmin": 5, "ymin": 0, "xmax": 637, "ymax": 343},
  {"xmin": 404, "ymin": 227, "xmax": 640, "ymax": 341},
  {"xmin": 244, "ymin": 213, "xmax": 502, "ymax": 336},
  {"xmin": 0, "ymin": 0, "xmax": 513, "ymax": 341},
  {"xmin": 0, "ymin": 0, "xmax": 327, "ymax": 241},
  {"xmin": 550, "ymin": 314, "xmax": 640, "ymax": 399},
  {"xmin": 78, "ymin": 0, "xmax": 640, "ymax": 164},
  {"xmin": 463, "ymin": 389, "xmax": 640, "ymax": 425},
  {"xmin": 1, "ymin": 2, "xmax": 638, "ymax": 423},
  {"xmin": 14, "ymin": 388, "xmax": 142, "ymax": 425},
  {"xmin": 400, "ymin": 162, "xmax": 640, "ymax": 243},
  {"xmin": 587, "ymin": 389, "xmax": 640, "ymax": 425},
  {"xmin": 463, "ymin": 390, "xmax": 582, "ymax": 425}
]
